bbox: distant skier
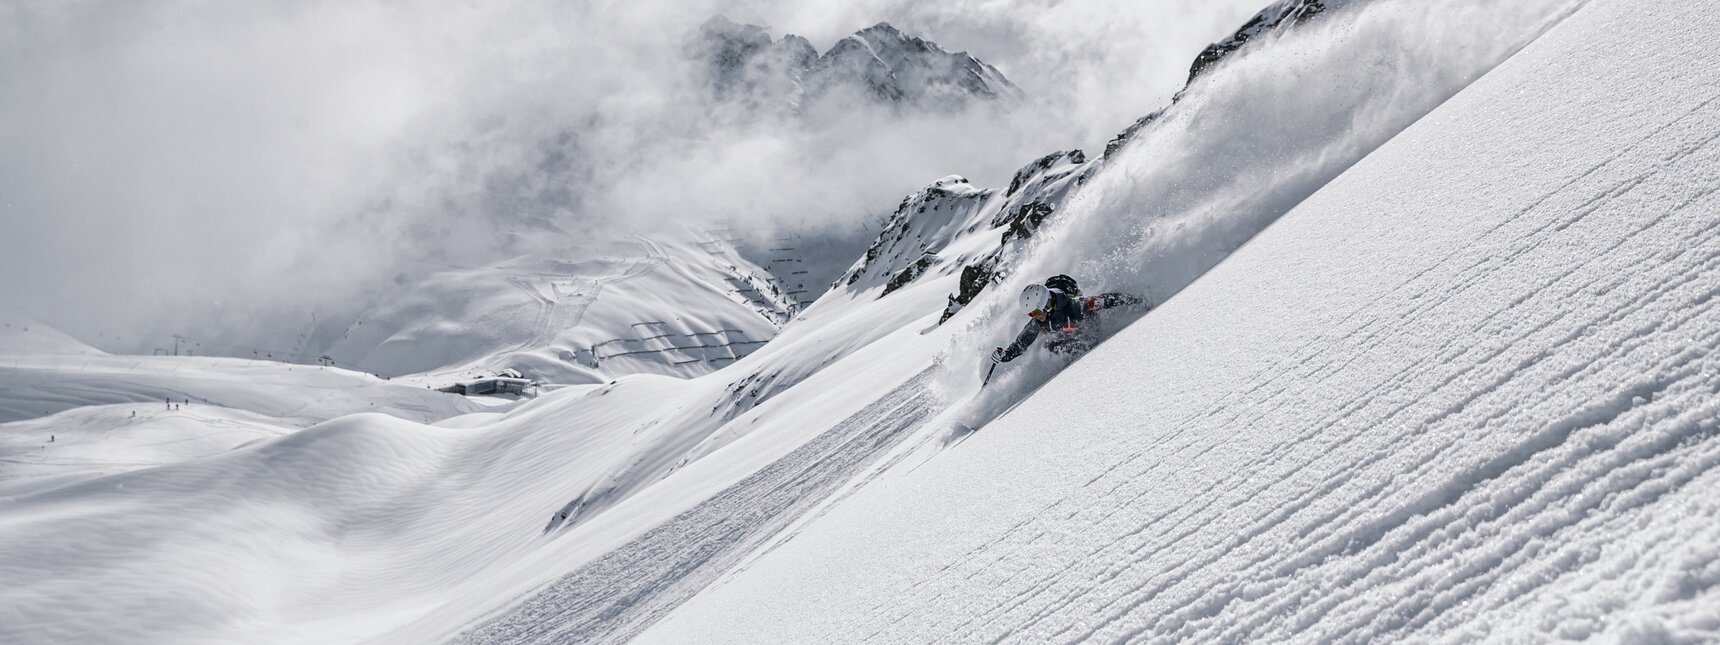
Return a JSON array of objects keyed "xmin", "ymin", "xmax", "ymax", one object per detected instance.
[{"xmin": 992, "ymin": 275, "xmax": 1147, "ymax": 364}]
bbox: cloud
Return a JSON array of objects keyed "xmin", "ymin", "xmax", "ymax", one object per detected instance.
[{"xmin": 0, "ymin": 0, "xmax": 1265, "ymax": 348}]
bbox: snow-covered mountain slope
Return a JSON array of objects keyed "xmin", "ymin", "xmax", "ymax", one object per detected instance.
[
  {"xmin": 805, "ymin": 22, "xmax": 1021, "ymax": 107},
  {"xmin": 691, "ymin": 16, "xmax": 1021, "ymax": 113},
  {"xmin": 174, "ymin": 233, "xmax": 796, "ymax": 385},
  {"xmin": 640, "ymin": 0, "xmax": 1720, "ymax": 641},
  {"xmin": 830, "ymin": 151, "xmax": 1088, "ymax": 324},
  {"xmin": 0, "ymin": 311, "xmax": 101, "ymax": 357},
  {"xmin": 317, "ymin": 235, "xmax": 793, "ymax": 384},
  {"xmin": 691, "ymin": 16, "xmax": 819, "ymax": 107}
]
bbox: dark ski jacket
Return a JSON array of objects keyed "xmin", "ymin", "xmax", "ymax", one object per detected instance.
[{"xmin": 998, "ymin": 291, "xmax": 1143, "ymax": 361}]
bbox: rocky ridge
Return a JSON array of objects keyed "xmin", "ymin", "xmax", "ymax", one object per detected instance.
[
  {"xmin": 834, "ymin": 0, "xmax": 1352, "ymax": 320},
  {"xmin": 689, "ymin": 16, "xmax": 1021, "ymax": 113}
]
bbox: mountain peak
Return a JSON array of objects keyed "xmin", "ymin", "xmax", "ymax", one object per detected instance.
[
  {"xmin": 689, "ymin": 17, "xmax": 1020, "ymax": 112},
  {"xmin": 854, "ymin": 22, "xmax": 906, "ymax": 39},
  {"xmin": 696, "ymin": 15, "xmax": 771, "ymax": 48}
]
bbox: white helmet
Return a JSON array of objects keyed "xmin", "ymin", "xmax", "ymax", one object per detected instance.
[{"xmin": 1019, "ymin": 283, "xmax": 1050, "ymax": 313}]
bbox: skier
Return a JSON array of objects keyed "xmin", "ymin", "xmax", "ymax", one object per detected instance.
[{"xmin": 992, "ymin": 274, "xmax": 1147, "ymax": 365}]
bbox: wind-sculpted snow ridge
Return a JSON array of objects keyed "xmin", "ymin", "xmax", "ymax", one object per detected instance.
[{"xmin": 639, "ymin": 0, "xmax": 1720, "ymax": 641}]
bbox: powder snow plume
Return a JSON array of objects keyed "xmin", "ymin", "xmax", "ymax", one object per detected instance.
[{"xmin": 941, "ymin": 0, "xmax": 1588, "ymax": 423}]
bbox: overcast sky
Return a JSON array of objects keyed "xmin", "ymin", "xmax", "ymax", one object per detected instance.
[{"xmin": 0, "ymin": 0, "xmax": 1264, "ymax": 345}]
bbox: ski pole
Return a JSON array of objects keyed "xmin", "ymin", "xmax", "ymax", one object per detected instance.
[{"xmin": 982, "ymin": 361, "xmax": 997, "ymax": 387}]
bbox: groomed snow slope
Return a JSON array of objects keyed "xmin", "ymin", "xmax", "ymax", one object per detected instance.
[
  {"xmin": 641, "ymin": 1, "xmax": 1720, "ymax": 642},
  {"xmin": 0, "ymin": 316, "xmax": 475, "ymax": 427},
  {"xmin": 0, "ymin": 313, "xmax": 481, "ymax": 489}
]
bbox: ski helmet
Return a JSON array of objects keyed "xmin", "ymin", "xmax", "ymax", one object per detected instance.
[{"xmin": 1020, "ymin": 283, "xmax": 1051, "ymax": 313}]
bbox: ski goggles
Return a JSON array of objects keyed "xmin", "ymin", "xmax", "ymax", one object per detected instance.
[{"xmin": 1028, "ymin": 308, "xmax": 1047, "ymax": 320}]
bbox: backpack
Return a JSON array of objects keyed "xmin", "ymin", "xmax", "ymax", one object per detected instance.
[{"xmin": 1044, "ymin": 274, "xmax": 1081, "ymax": 297}]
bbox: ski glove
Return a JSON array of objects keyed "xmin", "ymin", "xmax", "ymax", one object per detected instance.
[{"xmin": 992, "ymin": 347, "xmax": 1009, "ymax": 364}]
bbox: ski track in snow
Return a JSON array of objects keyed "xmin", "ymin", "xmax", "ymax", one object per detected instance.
[
  {"xmin": 449, "ymin": 369, "xmax": 937, "ymax": 645},
  {"xmin": 498, "ymin": 237, "xmax": 665, "ymax": 363}
]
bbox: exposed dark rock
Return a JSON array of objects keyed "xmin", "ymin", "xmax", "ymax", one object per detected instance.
[
  {"xmin": 1188, "ymin": 0, "xmax": 1330, "ymax": 84},
  {"xmin": 1000, "ymin": 202, "xmax": 1055, "ymax": 245},
  {"xmin": 881, "ymin": 255, "xmax": 936, "ymax": 297},
  {"xmin": 938, "ymin": 255, "xmax": 999, "ymax": 323},
  {"xmin": 1108, "ymin": 1, "xmax": 1339, "ymax": 159},
  {"xmin": 1104, "ymin": 109, "xmax": 1164, "ymax": 160}
]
